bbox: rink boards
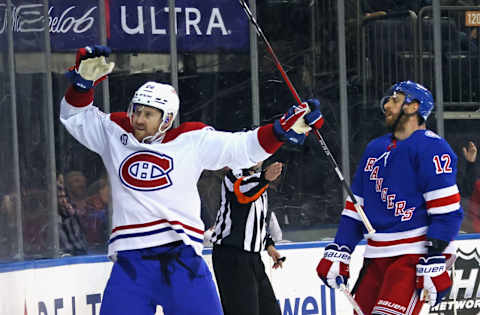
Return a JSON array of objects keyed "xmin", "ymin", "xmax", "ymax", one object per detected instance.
[{"xmin": 1, "ymin": 235, "xmax": 479, "ymax": 315}]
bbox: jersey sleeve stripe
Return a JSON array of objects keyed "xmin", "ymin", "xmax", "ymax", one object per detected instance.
[
  {"xmin": 341, "ymin": 209, "xmax": 362, "ymax": 221},
  {"xmin": 341, "ymin": 195, "xmax": 365, "ymax": 221},
  {"xmin": 64, "ymin": 85, "xmax": 94, "ymax": 107},
  {"xmin": 257, "ymin": 124, "xmax": 283, "ymax": 154},
  {"xmin": 427, "ymin": 202, "xmax": 461, "ymax": 215},
  {"xmin": 346, "ymin": 194, "xmax": 364, "ymax": 206},
  {"xmin": 233, "ymin": 177, "xmax": 268, "ymax": 204},
  {"xmin": 344, "ymin": 200, "xmax": 357, "ymax": 211},
  {"xmin": 426, "ymin": 193, "xmax": 460, "ymax": 208},
  {"xmin": 423, "ymin": 185, "xmax": 459, "ymax": 201}
]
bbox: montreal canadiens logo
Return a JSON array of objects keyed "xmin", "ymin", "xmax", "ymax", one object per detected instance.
[{"xmin": 119, "ymin": 151, "xmax": 174, "ymax": 191}]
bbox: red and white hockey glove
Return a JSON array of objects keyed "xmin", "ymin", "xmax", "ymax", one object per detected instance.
[
  {"xmin": 273, "ymin": 102, "xmax": 311, "ymax": 144},
  {"xmin": 304, "ymin": 99, "xmax": 325, "ymax": 130},
  {"xmin": 416, "ymin": 255, "xmax": 452, "ymax": 306},
  {"xmin": 316, "ymin": 243, "xmax": 351, "ymax": 289},
  {"xmin": 65, "ymin": 45, "xmax": 115, "ymax": 92}
]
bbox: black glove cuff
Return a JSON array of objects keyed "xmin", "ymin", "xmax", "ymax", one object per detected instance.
[
  {"xmin": 265, "ymin": 236, "xmax": 275, "ymax": 248},
  {"xmin": 426, "ymin": 238, "xmax": 449, "ymax": 256},
  {"xmin": 259, "ymin": 170, "xmax": 270, "ymax": 184}
]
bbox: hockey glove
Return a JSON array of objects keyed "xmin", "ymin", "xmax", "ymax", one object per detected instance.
[
  {"xmin": 304, "ymin": 99, "xmax": 325, "ymax": 130},
  {"xmin": 316, "ymin": 243, "xmax": 351, "ymax": 289},
  {"xmin": 65, "ymin": 45, "xmax": 115, "ymax": 92},
  {"xmin": 416, "ymin": 255, "xmax": 452, "ymax": 306},
  {"xmin": 273, "ymin": 102, "xmax": 311, "ymax": 144}
]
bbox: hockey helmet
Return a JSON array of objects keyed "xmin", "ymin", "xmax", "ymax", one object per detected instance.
[
  {"xmin": 382, "ymin": 81, "xmax": 434, "ymax": 122},
  {"xmin": 128, "ymin": 81, "xmax": 179, "ymax": 134}
]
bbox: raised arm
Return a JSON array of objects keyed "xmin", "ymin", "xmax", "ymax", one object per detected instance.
[
  {"xmin": 196, "ymin": 101, "xmax": 324, "ymax": 171},
  {"xmin": 60, "ymin": 45, "xmax": 115, "ymax": 155}
]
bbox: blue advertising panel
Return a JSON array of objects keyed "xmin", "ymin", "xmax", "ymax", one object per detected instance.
[
  {"xmin": 0, "ymin": 0, "xmax": 100, "ymax": 52},
  {"xmin": 108, "ymin": 0, "xmax": 249, "ymax": 52},
  {"xmin": 0, "ymin": 0, "xmax": 249, "ymax": 52}
]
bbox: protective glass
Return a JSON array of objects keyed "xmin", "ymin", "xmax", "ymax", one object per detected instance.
[{"xmin": 379, "ymin": 85, "xmax": 395, "ymax": 114}]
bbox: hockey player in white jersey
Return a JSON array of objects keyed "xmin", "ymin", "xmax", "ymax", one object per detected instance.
[
  {"xmin": 316, "ymin": 81, "xmax": 463, "ymax": 314},
  {"xmin": 60, "ymin": 45, "xmax": 324, "ymax": 315}
]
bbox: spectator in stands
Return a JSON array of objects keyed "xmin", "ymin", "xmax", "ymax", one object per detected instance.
[
  {"xmin": 84, "ymin": 177, "xmax": 110, "ymax": 252},
  {"xmin": 64, "ymin": 171, "xmax": 88, "ymax": 215},
  {"xmin": 459, "ymin": 141, "xmax": 477, "ymax": 197},
  {"xmin": 467, "ymin": 178, "xmax": 480, "ymax": 233},
  {"xmin": 458, "ymin": 141, "xmax": 479, "ymax": 232},
  {"xmin": 361, "ymin": 0, "xmax": 426, "ymax": 16},
  {"xmin": 57, "ymin": 173, "xmax": 88, "ymax": 256},
  {"xmin": 22, "ymin": 189, "xmax": 51, "ymax": 258}
]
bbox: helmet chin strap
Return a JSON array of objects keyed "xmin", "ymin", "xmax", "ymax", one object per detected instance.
[
  {"xmin": 142, "ymin": 116, "xmax": 173, "ymax": 143},
  {"xmin": 142, "ymin": 131, "xmax": 165, "ymax": 144},
  {"xmin": 389, "ymin": 102, "xmax": 417, "ymax": 137},
  {"xmin": 389, "ymin": 110, "xmax": 404, "ymax": 136}
]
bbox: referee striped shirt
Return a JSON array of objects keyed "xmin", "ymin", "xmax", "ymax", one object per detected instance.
[{"xmin": 211, "ymin": 169, "xmax": 274, "ymax": 252}]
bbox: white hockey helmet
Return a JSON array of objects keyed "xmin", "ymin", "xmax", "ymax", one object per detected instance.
[{"xmin": 128, "ymin": 81, "xmax": 180, "ymax": 140}]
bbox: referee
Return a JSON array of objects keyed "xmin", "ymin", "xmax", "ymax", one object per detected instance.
[{"xmin": 211, "ymin": 161, "xmax": 284, "ymax": 315}]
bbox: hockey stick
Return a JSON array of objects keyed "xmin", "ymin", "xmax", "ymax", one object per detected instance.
[
  {"xmin": 339, "ymin": 284, "xmax": 365, "ymax": 315},
  {"xmin": 238, "ymin": 0, "xmax": 375, "ymax": 235}
]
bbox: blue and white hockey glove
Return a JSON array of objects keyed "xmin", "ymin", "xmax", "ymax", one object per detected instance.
[
  {"xmin": 65, "ymin": 45, "xmax": 115, "ymax": 92},
  {"xmin": 416, "ymin": 255, "xmax": 452, "ymax": 306},
  {"xmin": 304, "ymin": 99, "xmax": 325, "ymax": 130},
  {"xmin": 273, "ymin": 102, "xmax": 311, "ymax": 144},
  {"xmin": 316, "ymin": 243, "xmax": 351, "ymax": 289}
]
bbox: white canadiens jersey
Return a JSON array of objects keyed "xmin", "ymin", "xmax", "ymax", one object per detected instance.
[{"xmin": 60, "ymin": 88, "xmax": 279, "ymax": 257}]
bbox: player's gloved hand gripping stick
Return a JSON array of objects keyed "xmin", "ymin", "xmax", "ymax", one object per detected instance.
[
  {"xmin": 316, "ymin": 243, "xmax": 367, "ymax": 314},
  {"xmin": 272, "ymin": 101, "xmax": 323, "ymax": 144},
  {"xmin": 416, "ymin": 255, "xmax": 452, "ymax": 306},
  {"xmin": 238, "ymin": 0, "xmax": 375, "ymax": 235},
  {"xmin": 316, "ymin": 243, "xmax": 351, "ymax": 289},
  {"xmin": 66, "ymin": 45, "xmax": 115, "ymax": 92}
]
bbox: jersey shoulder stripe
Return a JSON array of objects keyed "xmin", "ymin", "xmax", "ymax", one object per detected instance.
[
  {"xmin": 110, "ymin": 112, "xmax": 133, "ymax": 133},
  {"xmin": 163, "ymin": 122, "xmax": 209, "ymax": 143}
]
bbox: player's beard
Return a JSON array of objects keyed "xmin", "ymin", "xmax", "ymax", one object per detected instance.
[
  {"xmin": 385, "ymin": 111, "xmax": 406, "ymax": 133},
  {"xmin": 133, "ymin": 128, "xmax": 147, "ymax": 141}
]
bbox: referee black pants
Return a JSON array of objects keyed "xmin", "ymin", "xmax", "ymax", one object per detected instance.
[{"xmin": 212, "ymin": 245, "xmax": 281, "ymax": 315}]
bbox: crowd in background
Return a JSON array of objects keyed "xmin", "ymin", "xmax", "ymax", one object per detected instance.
[{"xmin": 1, "ymin": 0, "xmax": 480, "ymax": 262}]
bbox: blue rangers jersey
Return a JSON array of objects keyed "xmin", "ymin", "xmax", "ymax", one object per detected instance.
[{"xmin": 335, "ymin": 129, "xmax": 463, "ymax": 258}]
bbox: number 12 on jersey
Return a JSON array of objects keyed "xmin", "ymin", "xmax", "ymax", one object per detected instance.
[{"xmin": 433, "ymin": 154, "xmax": 452, "ymax": 174}]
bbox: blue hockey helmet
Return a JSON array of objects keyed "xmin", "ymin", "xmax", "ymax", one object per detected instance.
[{"xmin": 391, "ymin": 81, "xmax": 434, "ymax": 122}]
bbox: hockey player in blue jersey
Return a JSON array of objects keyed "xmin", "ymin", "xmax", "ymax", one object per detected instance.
[{"xmin": 317, "ymin": 81, "xmax": 463, "ymax": 314}]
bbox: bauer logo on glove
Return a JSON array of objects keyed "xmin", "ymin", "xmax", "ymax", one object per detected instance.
[
  {"xmin": 415, "ymin": 255, "xmax": 452, "ymax": 306},
  {"xmin": 316, "ymin": 243, "xmax": 351, "ymax": 289}
]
